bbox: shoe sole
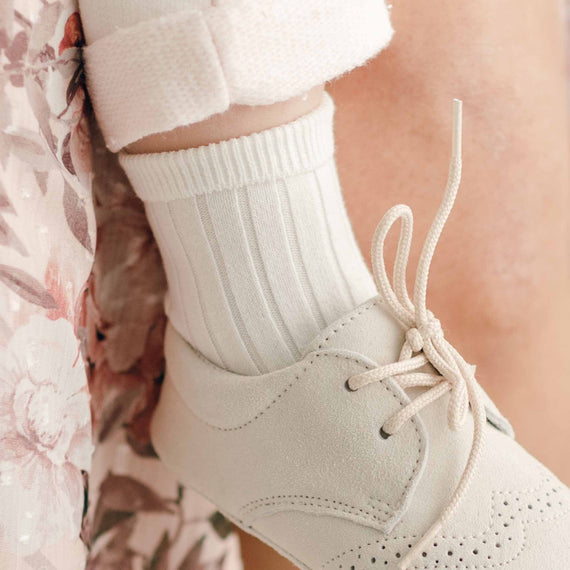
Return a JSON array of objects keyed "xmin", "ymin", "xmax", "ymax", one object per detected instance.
[{"xmin": 151, "ymin": 372, "xmax": 312, "ymax": 570}]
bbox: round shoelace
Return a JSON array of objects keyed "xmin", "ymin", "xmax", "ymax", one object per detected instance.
[{"xmin": 347, "ymin": 100, "xmax": 487, "ymax": 570}]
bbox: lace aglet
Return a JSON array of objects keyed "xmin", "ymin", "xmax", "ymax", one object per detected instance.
[{"xmin": 452, "ymin": 99, "xmax": 462, "ymax": 159}]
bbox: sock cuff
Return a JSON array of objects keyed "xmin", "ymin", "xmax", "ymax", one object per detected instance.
[
  {"xmin": 83, "ymin": 0, "xmax": 393, "ymax": 151},
  {"xmin": 120, "ymin": 93, "xmax": 336, "ymax": 202}
]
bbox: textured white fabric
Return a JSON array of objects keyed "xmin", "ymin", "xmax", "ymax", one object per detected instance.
[
  {"xmin": 120, "ymin": 95, "xmax": 376, "ymax": 374},
  {"xmin": 79, "ymin": 0, "xmax": 394, "ymax": 151}
]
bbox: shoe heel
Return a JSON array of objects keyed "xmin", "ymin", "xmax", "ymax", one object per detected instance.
[
  {"xmin": 150, "ymin": 372, "xmax": 194, "ymax": 484},
  {"xmin": 151, "ymin": 374, "xmax": 313, "ymax": 570}
]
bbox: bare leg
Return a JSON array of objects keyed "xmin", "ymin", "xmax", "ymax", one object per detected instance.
[
  {"xmin": 126, "ymin": 87, "xmax": 324, "ymax": 153},
  {"xmin": 330, "ymin": 0, "xmax": 570, "ymax": 481}
]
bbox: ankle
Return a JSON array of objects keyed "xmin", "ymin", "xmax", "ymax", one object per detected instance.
[{"xmin": 125, "ymin": 87, "xmax": 325, "ymax": 154}]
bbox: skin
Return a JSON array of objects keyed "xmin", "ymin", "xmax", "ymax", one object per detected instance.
[
  {"xmin": 125, "ymin": 87, "xmax": 325, "ymax": 153},
  {"xmin": 127, "ymin": 1, "xmax": 569, "ymax": 567},
  {"xmin": 329, "ymin": 0, "xmax": 570, "ymax": 483}
]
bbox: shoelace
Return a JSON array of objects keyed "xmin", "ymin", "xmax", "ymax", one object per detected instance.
[{"xmin": 347, "ymin": 100, "xmax": 487, "ymax": 570}]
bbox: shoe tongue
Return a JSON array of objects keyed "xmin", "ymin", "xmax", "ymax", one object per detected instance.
[
  {"xmin": 304, "ymin": 296, "xmax": 516, "ymax": 439},
  {"xmin": 303, "ymin": 297, "xmax": 405, "ymax": 366}
]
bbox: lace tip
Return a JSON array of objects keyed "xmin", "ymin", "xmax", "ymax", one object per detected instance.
[{"xmin": 452, "ymin": 99, "xmax": 462, "ymax": 159}]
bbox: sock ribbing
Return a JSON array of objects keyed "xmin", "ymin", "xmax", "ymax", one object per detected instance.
[
  {"xmin": 120, "ymin": 96, "xmax": 335, "ymax": 202},
  {"xmin": 120, "ymin": 94, "xmax": 376, "ymax": 374}
]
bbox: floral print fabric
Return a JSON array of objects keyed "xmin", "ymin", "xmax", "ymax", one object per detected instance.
[
  {"xmin": 1, "ymin": 317, "xmax": 92, "ymax": 557},
  {"xmin": 0, "ymin": 1, "xmax": 241, "ymax": 568}
]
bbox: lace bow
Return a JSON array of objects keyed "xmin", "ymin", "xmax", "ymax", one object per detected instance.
[{"xmin": 347, "ymin": 101, "xmax": 487, "ymax": 570}]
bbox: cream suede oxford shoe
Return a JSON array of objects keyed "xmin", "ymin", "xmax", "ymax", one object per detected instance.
[{"xmin": 150, "ymin": 101, "xmax": 570, "ymax": 569}]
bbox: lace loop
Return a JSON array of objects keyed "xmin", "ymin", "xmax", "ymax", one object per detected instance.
[{"xmin": 348, "ymin": 101, "xmax": 487, "ymax": 570}]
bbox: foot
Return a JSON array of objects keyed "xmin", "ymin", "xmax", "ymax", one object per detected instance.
[{"xmin": 150, "ymin": 102, "xmax": 570, "ymax": 569}]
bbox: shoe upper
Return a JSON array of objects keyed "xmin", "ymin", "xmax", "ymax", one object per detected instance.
[{"xmin": 162, "ymin": 297, "xmax": 569, "ymax": 569}]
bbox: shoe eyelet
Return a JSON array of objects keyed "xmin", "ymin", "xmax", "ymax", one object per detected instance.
[
  {"xmin": 380, "ymin": 426, "xmax": 392, "ymax": 440},
  {"xmin": 345, "ymin": 378, "xmax": 356, "ymax": 392}
]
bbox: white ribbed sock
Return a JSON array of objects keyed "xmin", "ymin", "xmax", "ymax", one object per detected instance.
[{"xmin": 120, "ymin": 95, "xmax": 376, "ymax": 375}]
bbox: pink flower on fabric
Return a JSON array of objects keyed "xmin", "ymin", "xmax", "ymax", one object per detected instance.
[
  {"xmin": 0, "ymin": 316, "xmax": 93, "ymax": 555},
  {"xmin": 58, "ymin": 12, "xmax": 85, "ymax": 55}
]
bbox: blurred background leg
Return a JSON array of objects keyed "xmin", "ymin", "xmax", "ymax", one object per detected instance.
[{"xmin": 331, "ymin": 0, "xmax": 570, "ymax": 481}]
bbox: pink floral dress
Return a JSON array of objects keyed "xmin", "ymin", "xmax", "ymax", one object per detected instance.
[{"xmin": 0, "ymin": 2, "xmax": 241, "ymax": 568}]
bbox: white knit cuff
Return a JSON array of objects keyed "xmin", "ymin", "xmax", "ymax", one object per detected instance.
[
  {"xmin": 119, "ymin": 93, "xmax": 336, "ymax": 202},
  {"xmin": 83, "ymin": 0, "xmax": 393, "ymax": 152}
]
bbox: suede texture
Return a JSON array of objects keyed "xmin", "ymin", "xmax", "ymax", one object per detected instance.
[
  {"xmin": 152, "ymin": 299, "xmax": 570, "ymax": 569},
  {"xmin": 158, "ymin": 323, "xmax": 427, "ymax": 534}
]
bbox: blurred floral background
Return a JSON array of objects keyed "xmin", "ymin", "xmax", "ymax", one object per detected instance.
[{"xmin": 0, "ymin": 1, "xmax": 241, "ymax": 568}]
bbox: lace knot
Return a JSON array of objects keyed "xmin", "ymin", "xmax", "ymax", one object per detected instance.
[{"xmin": 405, "ymin": 313, "xmax": 443, "ymax": 353}]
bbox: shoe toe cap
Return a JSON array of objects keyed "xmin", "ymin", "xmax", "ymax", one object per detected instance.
[{"xmin": 515, "ymin": 481, "xmax": 570, "ymax": 569}]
